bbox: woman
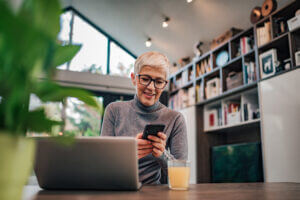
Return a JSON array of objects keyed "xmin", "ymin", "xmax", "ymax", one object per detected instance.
[{"xmin": 101, "ymin": 51, "xmax": 187, "ymax": 184}]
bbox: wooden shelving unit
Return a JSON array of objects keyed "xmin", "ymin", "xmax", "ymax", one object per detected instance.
[
  {"xmin": 168, "ymin": 0, "xmax": 300, "ymax": 183},
  {"xmin": 205, "ymin": 118, "xmax": 260, "ymax": 133}
]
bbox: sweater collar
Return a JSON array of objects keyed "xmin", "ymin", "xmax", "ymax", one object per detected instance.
[{"xmin": 133, "ymin": 95, "xmax": 160, "ymax": 113}]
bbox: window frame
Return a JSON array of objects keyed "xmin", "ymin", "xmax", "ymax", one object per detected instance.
[{"xmin": 62, "ymin": 6, "xmax": 137, "ymax": 75}]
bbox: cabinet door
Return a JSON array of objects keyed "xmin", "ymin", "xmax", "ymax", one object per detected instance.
[
  {"xmin": 179, "ymin": 106, "xmax": 197, "ymax": 184},
  {"xmin": 259, "ymin": 68, "xmax": 300, "ymax": 182}
]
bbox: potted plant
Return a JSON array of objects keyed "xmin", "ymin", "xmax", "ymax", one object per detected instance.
[{"xmin": 0, "ymin": 0, "xmax": 101, "ymax": 199}]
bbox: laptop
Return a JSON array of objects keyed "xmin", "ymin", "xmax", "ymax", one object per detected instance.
[{"xmin": 34, "ymin": 136, "xmax": 142, "ymax": 190}]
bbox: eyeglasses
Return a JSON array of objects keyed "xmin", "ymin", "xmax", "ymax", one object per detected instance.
[{"xmin": 136, "ymin": 74, "xmax": 168, "ymax": 89}]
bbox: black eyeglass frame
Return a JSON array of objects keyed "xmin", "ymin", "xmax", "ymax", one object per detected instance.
[{"xmin": 136, "ymin": 74, "xmax": 168, "ymax": 89}]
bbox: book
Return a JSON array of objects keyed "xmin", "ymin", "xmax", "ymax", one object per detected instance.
[
  {"xmin": 257, "ymin": 22, "xmax": 271, "ymax": 46},
  {"xmin": 240, "ymin": 36, "xmax": 252, "ymax": 54},
  {"xmin": 196, "ymin": 82, "xmax": 204, "ymax": 103},
  {"xmin": 196, "ymin": 63, "xmax": 200, "ymax": 77},
  {"xmin": 244, "ymin": 62, "xmax": 256, "ymax": 84},
  {"xmin": 244, "ymin": 103, "xmax": 249, "ymax": 121},
  {"xmin": 207, "ymin": 109, "xmax": 218, "ymax": 128}
]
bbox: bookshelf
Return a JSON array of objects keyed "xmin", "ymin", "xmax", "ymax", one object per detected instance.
[
  {"xmin": 205, "ymin": 118, "xmax": 260, "ymax": 133},
  {"xmin": 168, "ymin": 0, "xmax": 300, "ymax": 183}
]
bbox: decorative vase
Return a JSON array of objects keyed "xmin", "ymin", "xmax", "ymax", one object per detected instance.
[{"xmin": 0, "ymin": 133, "xmax": 36, "ymax": 200}]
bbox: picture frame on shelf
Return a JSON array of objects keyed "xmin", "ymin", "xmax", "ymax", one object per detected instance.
[
  {"xmin": 206, "ymin": 77, "xmax": 220, "ymax": 99},
  {"xmin": 259, "ymin": 48, "xmax": 277, "ymax": 79}
]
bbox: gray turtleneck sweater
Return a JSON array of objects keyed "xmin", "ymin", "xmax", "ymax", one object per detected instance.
[{"xmin": 101, "ymin": 96, "xmax": 188, "ymax": 184}]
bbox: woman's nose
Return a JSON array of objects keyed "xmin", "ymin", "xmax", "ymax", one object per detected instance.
[{"xmin": 147, "ymin": 80, "xmax": 155, "ymax": 90}]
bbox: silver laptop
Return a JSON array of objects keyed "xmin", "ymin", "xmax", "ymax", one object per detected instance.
[{"xmin": 34, "ymin": 137, "xmax": 141, "ymax": 190}]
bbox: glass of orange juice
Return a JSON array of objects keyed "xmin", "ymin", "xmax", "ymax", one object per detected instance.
[{"xmin": 168, "ymin": 160, "xmax": 190, "ymax": 190}]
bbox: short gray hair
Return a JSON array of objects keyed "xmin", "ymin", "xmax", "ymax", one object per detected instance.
[{"xmin": 134, "ymin": 51, "xmax": 170, "ymax": 78}]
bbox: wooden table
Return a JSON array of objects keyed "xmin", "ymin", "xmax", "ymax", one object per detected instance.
[{"xmin": 23, "ymin": 183, "xmax": 300, "ymax": 200}]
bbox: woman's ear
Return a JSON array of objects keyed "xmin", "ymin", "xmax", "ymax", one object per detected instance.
[{"xmin": 130, "ymin": 72, "xmax": 137, "ymax": 86}]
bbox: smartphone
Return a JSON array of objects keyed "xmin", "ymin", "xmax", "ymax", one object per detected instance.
[{"xmin": 142, "ymin": 124, "xmax": 165, "ymax": 140}]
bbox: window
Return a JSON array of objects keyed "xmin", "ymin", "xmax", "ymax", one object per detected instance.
[
  {"xmin": 57, "ymin": 11, "xmax": 72, "ymax": 70},
  {"xmin": 58, "ymin": 11, "xmax": 72, "ymax": 44},
  {"xmin": 64, "ymin": 97, "xmax": 103, "ymax": 136},
  {"xmin": 69, "ymin": 15, "xmax": 108, "ymax": 74},
  {"xmin": 28, "ymin": 94, "xmax": 103, "ymax": 137},
  {"xmin": 57, "ymin": 8, "xmax": 136, "ymax": 76},
  {"xmin": 110, "ymin": 42, "xmax": 135, "ymax": 77}
]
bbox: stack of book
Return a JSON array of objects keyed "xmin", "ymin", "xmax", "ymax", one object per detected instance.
[
  {"xmin": 244, "ymin": 62, "xmax": 256, "ymax": 84},
  {"xmin": 256, "ymin": 22, "xmax": 271, "ymax": 46},
  {"xmin": 243, "ymin": 103, "xmax": 259, "ymax": 121},
  {"xmin": 223, "ymin": 102, "xmax": 241, "ymax": 125},
  {"xmin": 196, "ymin": 57, "xmax": 212, "ymax": 77},
  {"xmin": 168, "ymin": 87, "xmax": 195, "ymax": 110},
  {"xmin": 182, "ymin": 70, "xmax": 189, "ymax": 86},
  {"xmin": 168, "ymin": 92, "xmax": 182, "ymax": 110},
  {"xmin": 240, "ymin": 36, "xmax": 253, "ymax": 54}
]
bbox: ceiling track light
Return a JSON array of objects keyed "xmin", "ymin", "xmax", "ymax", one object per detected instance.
[
  {"xmin": 187, "ymin": 0, "xmax": 193, "ymax": 3},
  {"xmin": 162, "ymin": 17, "xmax": 170, "ymax": 28},
  {"xmin": 145, "ymin": 38, "xmax": 152, "ymax": 47}
]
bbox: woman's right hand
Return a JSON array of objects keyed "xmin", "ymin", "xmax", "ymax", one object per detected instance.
[{"xmin": 136, "ymin": 133, "xmax": 153, "ymax": 159}]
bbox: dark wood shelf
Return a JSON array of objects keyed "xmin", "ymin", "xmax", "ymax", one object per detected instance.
[
  {"xmin": 196, "ymin": 82, "xmax": 257, "ymax": 106},
  {"xmin": 205, "ymin": 118, "xmax": 260, "ymax": 133},
  {"xmin": 255, "ymin": 15, "xmax": 271, "ymax": 26},
  {"xmin": 243, "ymin": 49, "xmax": 255, "ymax": 57},
  {"xmin": 260, "ymin": 66, "xmax": 299, "ymax": 82},
  {"xmin": 258, "ymin": 31, "xmax": 289, "ymax": 50},
  {"xmin": 169, "ymin": 80, "xmax": 194, "ymax": 95},
  {"xmin": 230, "ymin": 27, "xmax": 254, "ymax": 42},
  {"xmin": 222, "ymin": 55, "xmax": 242, "ymax": 69},
  {"xmin": 181, "ymin": 80, "xmax": 194, "ymax": 89},
  {"xmin": 170, "ymin": 62, "xmax": 193, "ymax": 77},
  {"xmin": 195, "ymin": 76, "xmax": 203, "ymax": 82},
  {"xmin": 169, "ymin": 88, "xmax": 179, "ymax": 95},
  {"xmin": 203, "ymin": 67, "xmax": 220, "ymax": 79}
]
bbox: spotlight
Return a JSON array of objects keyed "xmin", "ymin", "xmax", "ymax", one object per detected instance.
[
  {"xmin": 145, "ymin": 38, "xmax": 152, "ymax": 47},
  {"xmin": 162, "ymin": 17, "xmax": 170, "ymax": 28},
  {"xmin": 187, "ymin": 0, "xmax": 193, "ymax": 3}
]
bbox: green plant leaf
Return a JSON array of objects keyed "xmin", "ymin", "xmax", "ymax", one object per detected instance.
[
  {"xmin": 34, "ymin": 81, "xmax": 101, "ymax": 111},
  {"xmin": 53, "ymin": 44, "xmax": 81, "ymax": 67},
  {"xmin": 18, "ymin": 0, "xmax": 61, "ymax": 39},
  {"xmin": 26, "ymin": 108, "xmax": 62, "ymax": 133},
  {"xmin": 0, "ymin": 0, "xmax": 100, "ymax": 136}
]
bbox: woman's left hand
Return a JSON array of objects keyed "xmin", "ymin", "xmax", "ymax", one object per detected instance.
[{"xmin": 147, "ymin": 132, "xmax": 167, "ymax": 158}]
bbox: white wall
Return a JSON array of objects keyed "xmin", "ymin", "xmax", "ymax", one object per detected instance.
[
  {"xmin": 179, "ymin": 106, "xmax": 197, "ymax": 184},
  {"xmin": 259, "ymin": 68, "xmax": 300, "ymax": 182}
]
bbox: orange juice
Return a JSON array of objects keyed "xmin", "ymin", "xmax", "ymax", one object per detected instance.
[{"xmin": 168, "ymin": 167, "xmax": 190, "ymax": 190}]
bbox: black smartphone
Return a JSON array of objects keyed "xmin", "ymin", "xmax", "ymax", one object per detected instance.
[{"xmin": 142, "ymin": 124, "xmax": 165, "ymax": 140}]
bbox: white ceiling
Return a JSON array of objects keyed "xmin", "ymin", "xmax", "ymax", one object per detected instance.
[{"xmin": 61, "ymin": 0, "xmax": 292, "ymax": 65}]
